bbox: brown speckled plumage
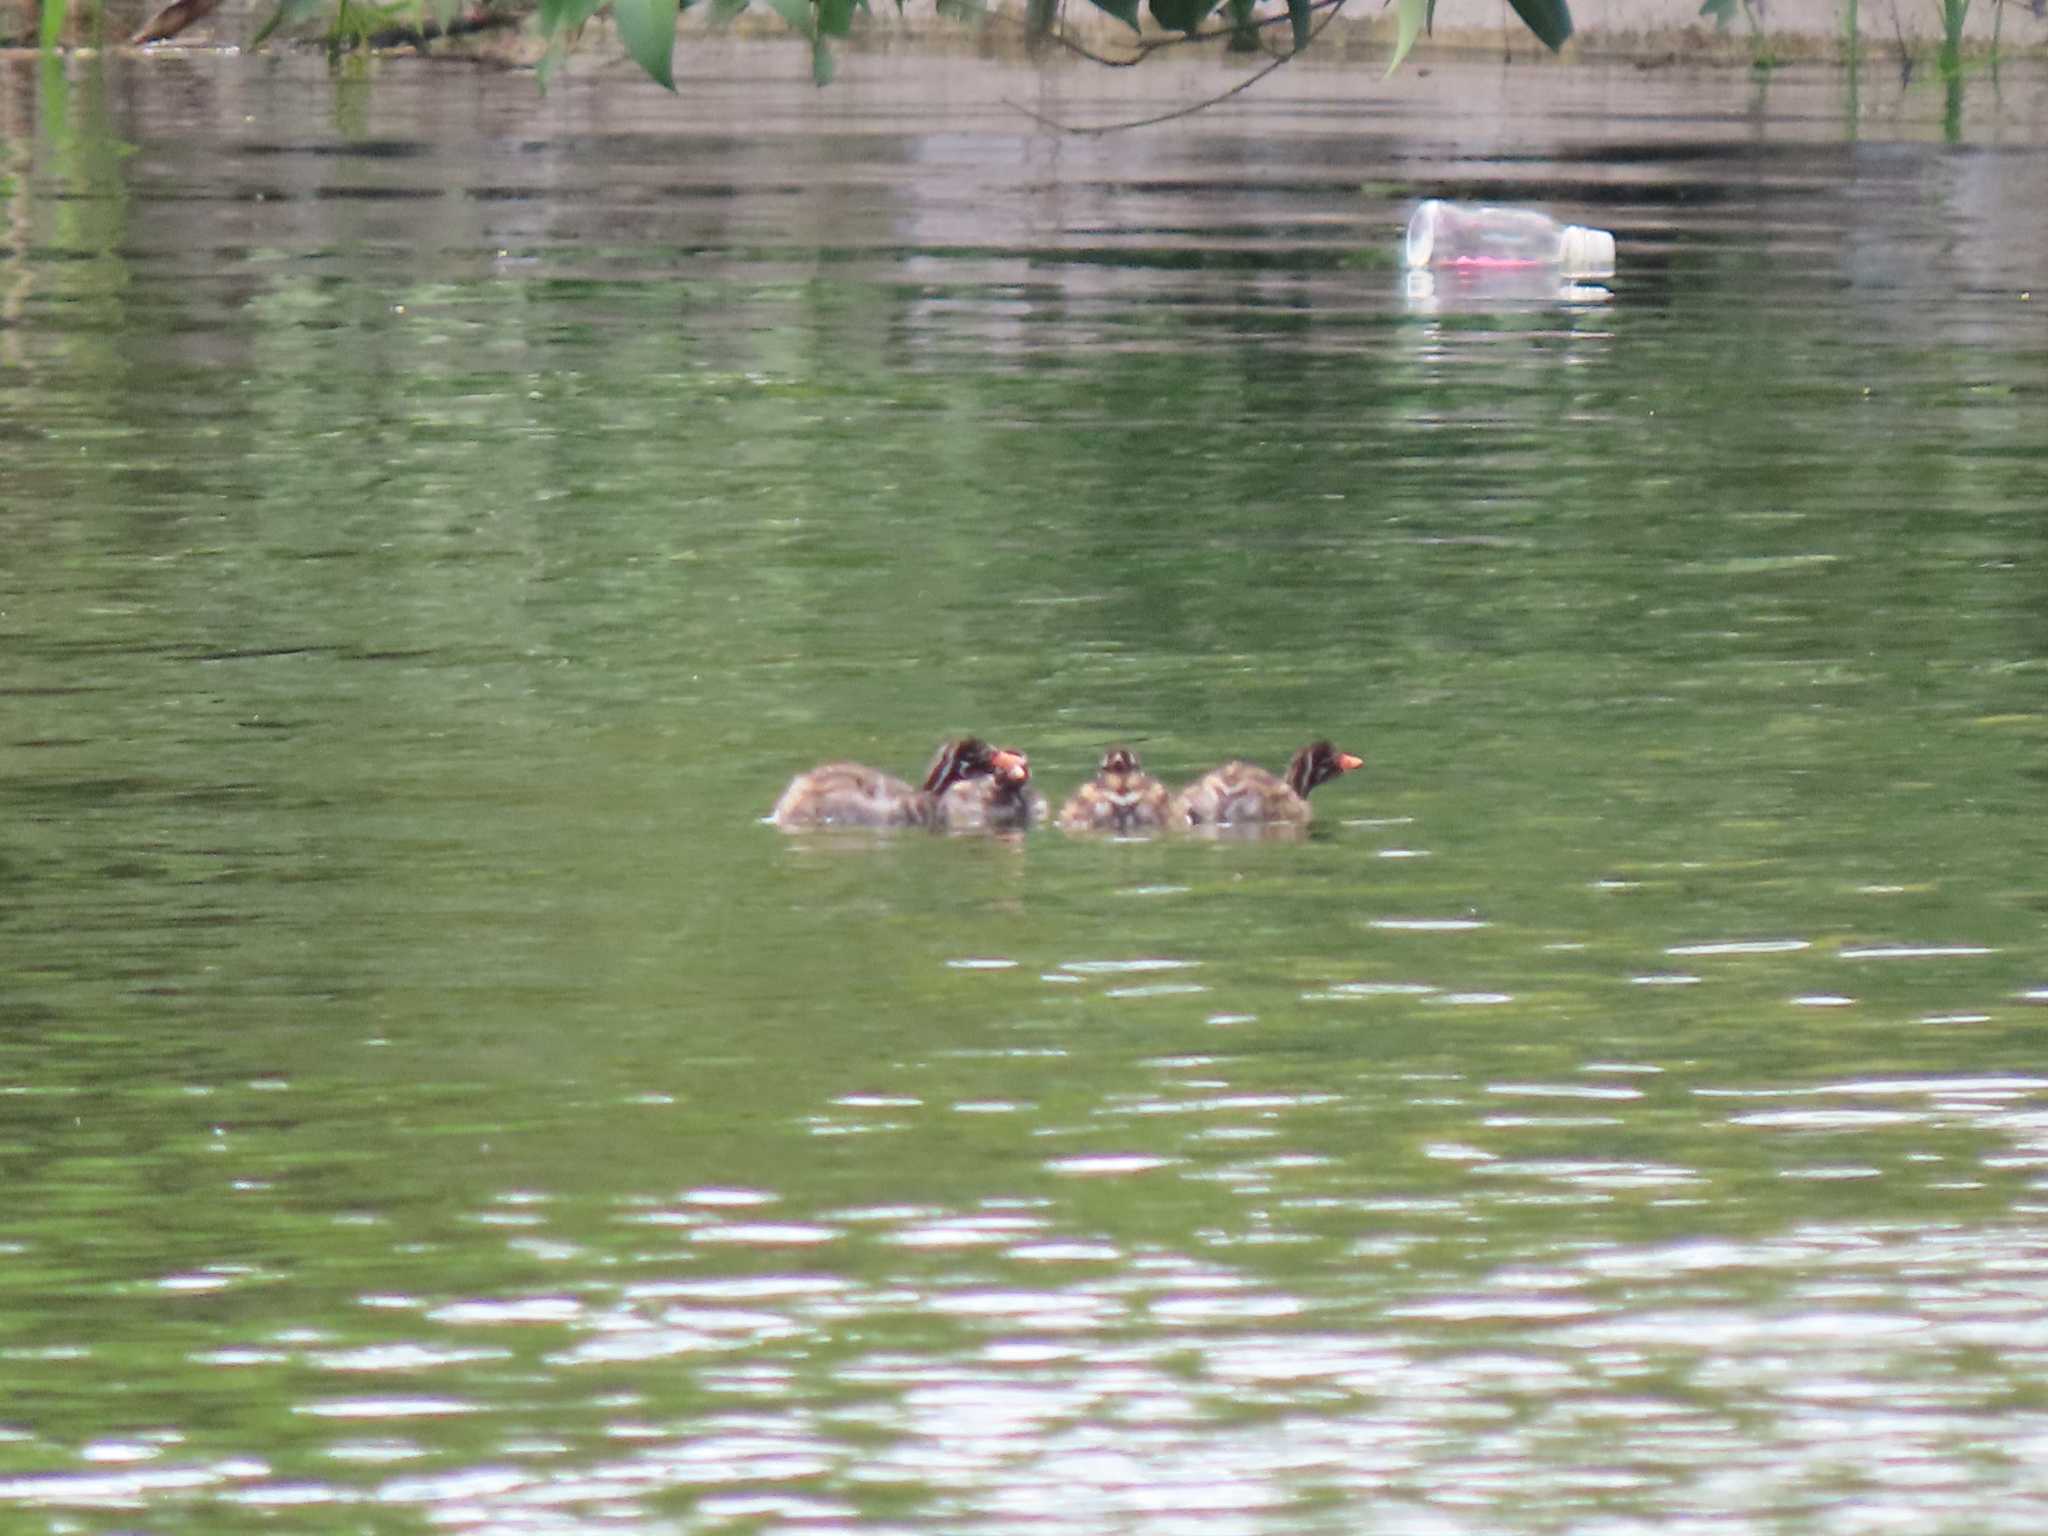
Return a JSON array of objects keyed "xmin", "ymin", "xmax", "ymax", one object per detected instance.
[
  {"xmin": 938, "ymin": 745, "xmax": 1045, "ymax": 831},
  {"xmin": 1057, "ymin": 747, "xmax": 1171, "ymax": 835},
  {"xmin": 1172, "ymin": 740, "xmax": 1362, "ymax": 828},
  {"xmin": 771, "ymin": 738, "xmax": 1007, "ymax": 830}
]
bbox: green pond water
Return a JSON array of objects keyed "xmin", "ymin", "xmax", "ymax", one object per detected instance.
[{"xmin": 3, "ymin": 44, "xmax": 2048, "ymax": 1535}]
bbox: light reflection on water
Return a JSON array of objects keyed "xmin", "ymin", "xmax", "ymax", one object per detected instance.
[{"xmin": 4, "ymin": 40, "xmax": 2048, "ymax": 1536}]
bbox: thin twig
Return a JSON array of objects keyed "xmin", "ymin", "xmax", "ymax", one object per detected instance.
[
  {"xmin": 1039, "ymin": 0, "xmax": 1346, "ymax": 64},
  {"xmin": 1006, "ymin": 0, "xmax": 1350, "ymax": 133}
]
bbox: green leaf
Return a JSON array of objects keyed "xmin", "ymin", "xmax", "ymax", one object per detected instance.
[
  {"xmin": 248, "ymin": 0, "xmax": 326, "ymax": 49},
  {"xmin": 817, "ymin": 0, "xmax": 852, "ymax": 33},
  {"xmin": 1382, "ymin": 0, "xmax": 1424, "ymax": 72},
  {"xmin": 535, "ymin": 30, "xmax": 571, "ymax": 87},
  {"xmin": 762, "ymin": 0, "xmax": 813, "ymax": 32},
  {"xmin": 1696, "ymin": 0, "xmax": 1735, "ymax": 27},
  {"xmin": 613, "ymin": 0, "xmax": 679, "ymax": 87},
  {"xmin": 1284, "ymin": 0, "xmax": 1309, "ymax": 48},
  {"xmin": 811, "ymin": 30, "xmax": 834, "ymax": 80},
  {"xmin": 1083, "ymin": 0, "xmax": 1140, "ymax": 29},
  {"xmin": 1146, "ymin": 0, "xmax": 1215, "ymax": 32},
  {"xmin": 1507, "ymin": 0, "xmax": 1570, "ymax": 49},
  {"xmin": 39, "ymin": 0, "xmax": 64, "ymax": 50}
]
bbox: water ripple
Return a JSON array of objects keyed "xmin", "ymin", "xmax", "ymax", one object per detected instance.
[
  {"xmin": 689, "ymin": 1223, "xmax": 841, "ymax": 1247},
  {"xmin": 1667, "ymin": 938, "xmax": 1811, "ymax": 956},
  {"xmin": 1058, "ymin": 959, "xmax": 1200, "ymax": 975},
  {"xmin": 1305, "ymin": 981, "xmax": 1438, "ymax": 1000},
  {"xmin": 888, "ymin": 1213, "xmax": 1050, "ymax": 1249},
  {"xmin": 1045, "ymin": 1155, "xmax": 1179, "ymax": 1178},
  {"xmin": 428, "ymin": 1298, "xmax": 582, "ymax": 1326},
  {"xmin": 1840, "ymin": 945, "xmax": 1996, "ymax": 959},
  {"xmin": 1475, "ymin": 1159, "xmax": 1704, "ymax": 1190},
  {"xmin": 293, "ymin": 1398, "xmax": 476, "ymax": 1420},
  {"xmin": 311, "ymin": 1343, "xmax": 511, "ymax": 1370},
  {"xmin": 0, "ymin": 1461, "xmax": 267, "ymax": 1507}
]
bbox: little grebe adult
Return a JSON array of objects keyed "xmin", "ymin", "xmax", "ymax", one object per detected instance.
[
  {"xmin": 1057, "ymin": 746, "xmax": 1171, "ymax": 835},
  {"xmin": 770, "ymin": 738, "xmax": 1009, "ymax": 830},
  {"xmin": 937, "ymin": 744, "xmax": 1045, "ymax": 831},
  {"xmin": 1172, "ymin": 740, "xmax": 1363, "ymax": 828}
]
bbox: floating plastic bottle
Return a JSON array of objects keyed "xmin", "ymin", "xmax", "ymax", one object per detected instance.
[{"xmin": 1405, "ymin": 199, "xmax": 1616, "ymax": 279}]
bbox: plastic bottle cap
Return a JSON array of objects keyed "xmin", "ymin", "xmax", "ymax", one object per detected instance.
[{"xmin": 1561, "ymin": 224, "xmax": 1617, "ymax": 278}]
